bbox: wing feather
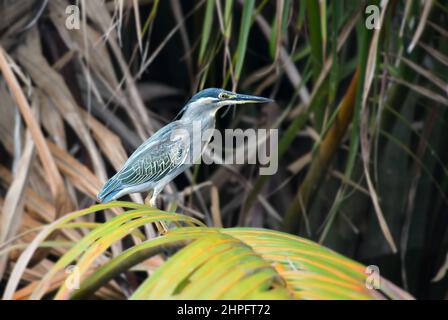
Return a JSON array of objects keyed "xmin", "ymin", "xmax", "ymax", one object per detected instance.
[{"xmin": 97, "ymin": 121, "xmax": 189, "ymax": 202}]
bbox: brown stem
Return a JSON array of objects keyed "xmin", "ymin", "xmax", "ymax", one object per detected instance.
[{"xmin": 283, "ymin": 68, "xmax": 360, "ymax": 234}]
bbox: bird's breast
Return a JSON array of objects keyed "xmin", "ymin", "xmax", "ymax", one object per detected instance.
[{"xmin": 186, "ymin": 117, "xmax": 215, "ymax": 163}]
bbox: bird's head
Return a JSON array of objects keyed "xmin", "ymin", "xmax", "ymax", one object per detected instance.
[{"xmin": 179, "ymin": 88, "xmax": 273, "ymax": 119}]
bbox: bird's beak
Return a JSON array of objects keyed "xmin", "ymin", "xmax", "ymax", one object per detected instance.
[{"xmin": 231, "ymin": 94, "xmax": 274, "ymax": 105}]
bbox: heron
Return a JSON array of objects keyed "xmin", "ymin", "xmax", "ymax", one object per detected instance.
[{"xmin": 97, "ymin": 88, "xmax": 272, "ymax": 209}]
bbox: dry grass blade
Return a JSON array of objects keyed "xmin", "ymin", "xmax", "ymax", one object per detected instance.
[
  {"xmin": 253, "ymin": 7, "xmax": 310, "ymax": 104},
  {"xmin": 169, "ymin": 0, "xmax": 194, "ymax": 82},
  {"xmin": 399, "ymin": 0, "xmax": 412, "ymax": 37},
  {"xmin": 288, "ymin": 153, "xmax": 312, "ymax": 174},
  {"xmin": 418, "ymin": 42, "xmax": 448, "ymax": 67},
  {"xmin": 81, "ymin": 0, "xmax": 156, "ymax": 136},
  {"xmin": 0, "ymin": 165, "xmax": 55, "ymax": 224},
  {"xmin": 0, "ymin": 130, "xmax": 35, "ymax": 277},
  {"xmin": 133, "ymin": 0, "xmax": 143, "ymax": 54},
  {"xmin": 16, "ymin": 28, "xmax": 107, "ymax": 183},
  {"xmin": 210, "ymin": 185, "xmax": 223, "ymax": 228},
  {"xmin": 391, "ymin": 77, "xmax": 448, "ymax": 106},
  {"xmin": 400, "ymin": 57, "xmax": 448, "ymax": 94},
  {"xmin": 40, "ymin": 96, "xmax": 67, "ymax": 150},
  {"xmin": 283, "ymin": 69, "xmax": 359, "ymax": 234},
  {"xmin": 288, "ymin": 6, "xmax": 361, "ymax": 118},
  {"xmin": 407, "ymin": 0, "xmax": 433, "ymax": 53},
  {"xmin": 360, "ymin": 0, "xmax": 397, "ymax": 253},
  {"xmin": 0, "ymin": 47, "xmax": 72, "ymax": 217},
  {"xmin": 432, "ymin": 252, "xmax": 448, "ymax": 283}
]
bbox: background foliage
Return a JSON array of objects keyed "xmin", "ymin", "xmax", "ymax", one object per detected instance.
[{"xmin": 0, "ymin": 0, "xmax": 447, "ymax": 299}]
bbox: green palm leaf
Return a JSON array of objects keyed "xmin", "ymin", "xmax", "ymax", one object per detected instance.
[{"xmin": 9, "ymin": 202, "xmax": 412, "ymax": 300}]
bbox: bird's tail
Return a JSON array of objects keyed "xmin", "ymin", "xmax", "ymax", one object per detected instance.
[{"xmin": 97, "ymin": 175, "xmax": 124, "ymax": 203}]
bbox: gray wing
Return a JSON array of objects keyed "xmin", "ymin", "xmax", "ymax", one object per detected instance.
[
  {"xmin": 118, "ymin": 137, "xmax": 188, "ymax": 186},
  {"xmin": 97, "ymin": 121, "xmax": 189, "ymax": 202}
]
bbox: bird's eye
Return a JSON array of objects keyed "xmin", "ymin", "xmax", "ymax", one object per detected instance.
[{"xmin": 218, "ymin": 92, "xmax": 230, "ymax": 100}]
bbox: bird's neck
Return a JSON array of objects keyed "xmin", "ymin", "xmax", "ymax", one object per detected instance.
[
  {"xmin": 181, "ymin": 107, "xmax": 217, "ymax": 124},
  {"xmin": 179, "ymin": 109, "xmax": 216, "ymax": 162},
  {"xmin": 180, "ymin": 109, "xmax": 216, "ymax": 148}
]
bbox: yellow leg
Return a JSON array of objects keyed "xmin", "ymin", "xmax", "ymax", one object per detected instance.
[{"xmin": 144, "ymin": 193, "xmax": 169, "ymax": 235}]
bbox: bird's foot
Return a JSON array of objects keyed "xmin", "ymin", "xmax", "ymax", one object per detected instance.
[
  {"xmin": 144, "ymin": 193, "xmax": 158, "ymax": 208},
  {"xmin": 144, "ymin": 194, "xmax": 169, "ymax": 234},
  {"xmin": 156, "ymin": 221, "xmax": 169, "ymax": 235}
]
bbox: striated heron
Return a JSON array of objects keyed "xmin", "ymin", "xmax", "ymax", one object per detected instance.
[{"xmin": 97, "ymin": 88, "xmax": 272, "ymax": 209}]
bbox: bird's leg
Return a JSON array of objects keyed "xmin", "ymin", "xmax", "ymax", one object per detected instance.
[
  {"xmin": 144, "ymin": 192, "xmax": 153, "ymax": 206},
  {"xmin": 144, "ymin": 189, "xmax": 169, "ymax": 235},
  {"xmin": 149, "ymin": 194, "xmax": 157, "ymax": 207}
]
